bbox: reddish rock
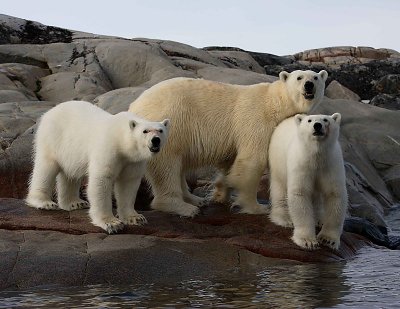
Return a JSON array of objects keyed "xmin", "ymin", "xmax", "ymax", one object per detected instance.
[{"xmin": 0, "ymin": 198, "xmax": 371, "ymax": 263}]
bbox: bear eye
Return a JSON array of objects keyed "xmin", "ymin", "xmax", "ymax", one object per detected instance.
[
  {"xmin": 159, "ymin": 129, "xmax": 163, "ymax": 133},
  {"xmin": 143, "ymin": 130, "xmax": 149, "ymax": 134},
  {"xmin": 314, "ymin": 76, "xmax": 318, "ymax": 80},
  {"xmin": 297, "ymin": 76, "xmax": 303, "ymax": 81},
  {"xmin": 323, "ymin": 118, "xmax": 328, "ymax": 122},
  {"xmin": 308, "ymin": 119, "xmax": 312, "ymax": 123}
]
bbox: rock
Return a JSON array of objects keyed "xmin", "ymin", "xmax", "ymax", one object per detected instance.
[
  {"xmin": 325, "ymin": 80, "xmax": 361, "ymax": 101},
  {"xmin": 373, "ymin": 74, "xmax": 400, "ymax": 95},
  {"xmin": 0, "ymin": 14, "xmax": 72, "ymax": 44},
  {"xmin": 38, "ymin": 71, "xmax": 112, "ymax": 102},
  {"xmin": 0, "ymin": 101, "xmax": 57, "ymax": 198},
  {"xmin": 0, "ymin": 90, "xmax": 29, "ymax": 103},
  {"xmin": 94, "ymin": 86, "xmax": 148, "ymax": 114},
  {"xmin": 197, "ymin": 66, "xmax": 277, "ymax": 85},
  {"xmin": 383, "ymin": 165, "xmax": 400, "ymax": 200},
  {"xmin": 95, "ymin": 40, "xmax": 194, "ymax": 89},
  {"xmin": 207, "ymin": 50, "xmax": 266, "ymax": 73},
  {"xmin": 0, "ymin": 63, "xmax": 49, "ymax": 93},
  {"xmin": 370, "ymin": 94, "xmax": 400, "ymax": 110}
]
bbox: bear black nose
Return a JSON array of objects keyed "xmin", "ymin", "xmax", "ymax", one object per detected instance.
[
  {"xmin": 151, "ymin": 136, "xmax": 161, "ymax": 147},
  {"xmin": 304, "ymin": 81, "xmax": 314, "ymax": 92},
  {"xmin": 313, "ymin": 122, "xmax": 322, "ymax": 131}
]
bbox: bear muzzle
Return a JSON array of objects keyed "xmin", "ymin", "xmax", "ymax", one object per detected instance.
[
  {"xmin": 312, "ymin": 122, "xmax": 326, "ymax": 137},
  {"xmin": 303, "ymin": 81, "xmax": 315, "ymax": 100},
  {"xmin": 149, "ymin": 136, "xmax": 161, "ymax": 153}
]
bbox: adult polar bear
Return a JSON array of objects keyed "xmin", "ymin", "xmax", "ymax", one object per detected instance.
[
  {"xmin": 129, "ymin": 70, "xmax": 328, "ymax": 217},
  {"xmin": 26, "ymin": 101, "xmax": 169, "ymax": 233},
  {"xmin": 269, "ymin": 113, "xmax": 347, "ymax": 250}
]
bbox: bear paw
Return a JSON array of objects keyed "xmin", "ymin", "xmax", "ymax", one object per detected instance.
[
  {"xmin": 231, "ymin": 202, "xmax": 269, "ymax": 215},
  {"xmin": 93, "ymin": 217, "xmax": 124, "ymax": 234},
  {"xmin": 152, "ymin": 200, "xmax": 200, "ymax": 218},
  {"xmin": 60, "ymin": 200, "xmax": 89, "ymax": 211},
  {"xmin": 317, "ymin": 233, "xmax": 340, "ymax": 250},
  {"xmin": 26, "ymin": 199, "xmax": 59, "ymax": 210},
  {"xmin": 120, "ymin": 213, "xmax": 148, "ymax": 226},
  {"xmin": 292, "ymin": 234, "xmax": 319, "ymax": 250},
  {"xmin": 269, "ymin": 210, "xmax": 293, "ymax": 228}
]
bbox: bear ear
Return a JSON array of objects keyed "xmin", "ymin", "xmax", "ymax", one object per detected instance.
[
  {"xmin": 129, "ymin": 120, "xmax": 137, "ymax": 130},
  {"xmin": 331, "ymin": 113, "xmax": 341, "ymax": 124},
  {"xmin": 279, "ymin": 71, "xmax": 290, "ymax": 82},
  {"xmin": 294, "ymin": 114, "xmax": 304, "ymax": 125},
  {"xmin": 161, "ymin": 119, "xmax": 170, "ymax": 128},
  {"xmin": 319, "ymin": 70, "xmax": 328, "ymax": 82}
]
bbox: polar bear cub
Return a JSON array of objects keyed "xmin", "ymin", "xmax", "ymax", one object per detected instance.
[
  {"xmin": 268, "ymin": 113, "xmax": 347, "ymax": 250},
  {"xmin": 26, "ymin": 101, "xmax": 169, "ymax": 233},
  {"xmin": 129, "ymin": 70, "xmax": 328, "ymax": 218}
]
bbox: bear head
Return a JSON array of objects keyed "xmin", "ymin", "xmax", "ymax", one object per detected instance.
[
  {"xmin": 128, "ymin": 118, "xmax": 170, "ymax": 159},
  {"xmin": 279, "ymin": 70, "xmax": 328, "ymax": 113},
  {"xmin": 294, "ymin": 113, "xmax": 341, "ymax": 144}
]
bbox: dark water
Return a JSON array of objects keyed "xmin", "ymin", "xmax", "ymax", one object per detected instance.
[{"xmin": 1, "ymin": 208, "xmax": 399, "ymax": 308}]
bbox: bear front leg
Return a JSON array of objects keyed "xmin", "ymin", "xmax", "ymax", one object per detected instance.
[
  {"xmin": 317, "ymin": 190, "xmax": 347, "ymax": 250},
  {"xmin": 56, "ymin": 172, "xmax": 88, "ymax": 211},
  {"xmin": 115, "ymin": 164, "xmax": 147, "ymax": 226},
  {"xmin": 87, "ymin": 172, "xmax": 123, "ymax": 234},
  {"xmin": 287, "ymin": 175, "xmax": 318, "ymax": 250},
  {"xmin": 226, "ymin": 155, "xmax": 269, "ymax": 215},
  {"xmin": 269, "ymin": 178, "xmax": 293, "ymax": 228},
  {"xmin": 26, "ymin": 154, "xmax": 60, "ymax": 210}
]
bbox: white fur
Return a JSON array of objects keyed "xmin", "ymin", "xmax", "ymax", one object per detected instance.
[
  {"xmin": 26, "ymin": 100, "xmax": 169, "ymax": 233},
  {"xmin": 129, "ymin": 70, "xmax": 328, "ymax": 217},
  {"xmin": 269, "ymin": 113, "xmax": 347, "ymax": 250}
]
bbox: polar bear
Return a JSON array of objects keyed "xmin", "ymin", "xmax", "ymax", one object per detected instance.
[
  {"xmin": 268, "ymin": 113, "xmax": 347, "ymax": 250},
  {"xmin": 26, "ymin": 100, "xmax": 169, "ymax": 233},
  {"xmin": 128, "ymin": 70, "xmax": 328, "ymax": 217}
]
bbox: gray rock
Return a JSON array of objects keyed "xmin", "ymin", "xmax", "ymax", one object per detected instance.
[
  {"xmin": 38, "ymin": 71, "xmax": 112, "ymax": 102},
  {"xmin": 94, "ymin": 86, "xmax": 148, "ymax": 114},
  {"xmin": 325, "ymin": 80, "xmax": 361, "ymax": 101},
  {"xmin": 95, "ymin": 40, "xmax": 194, "ymax": 89},
  {"xmin": 370, "ymin": 94, "xmax": 400, "ymax": 110},
  {"xmin": 0, "ymin": 14, "xmax": 72, "ymax": 44},
  {"xmin": 373, "ymin": 74, "xmax": 400, "ymax": 95},
  {"xmin": 207, "ymin": 50, "xmax": 265, "ymax": 73},
  {"xmin": 0, "ymin": 90, "xmax": 29, "ymax": 103},
  {"xmin": 197, "ymin": 66, "xmax": 277, "ymax": 85},
  {"xmin": 0, "ymin": 229, "xmax": 292, "ymax": 289},
  {"xmin": 0, "ymin": 63, "xmax": 49, "ymax": 93}
]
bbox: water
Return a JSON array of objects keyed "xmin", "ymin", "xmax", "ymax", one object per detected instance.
[
  {"xmin": 1, "ymin": 207, "xmax": 399, "ymax": 308},
  {"xmin": 0, "ymin": 246, "xmax": 399, "ymax": 308}
]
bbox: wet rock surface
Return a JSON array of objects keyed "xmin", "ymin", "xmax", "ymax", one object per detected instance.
[
  {"xmin": 0, "ymin": 14, "xmax": 400, "ymax": 290},
  {"xmin": 0, "ymin": 198, "xmax": 373, "ymax": 289}
]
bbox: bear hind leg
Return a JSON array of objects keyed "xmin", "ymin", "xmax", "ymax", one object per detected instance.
[
  {"xmin": 181, "ymin": 173, "xmax": 207, "ymax": 207},
  {"xmin": 226, "ymin": 155, "xmax": 268, "ymax": 214},
  {"xmin": 26, "ymin": 155, "xmax": 60, "ymax": 210},
  {"xmin": 56, "ymin": 172, "xmax": 88, "ymax": 211},
  {"xmin": 212, "ymin": 171, "xmax": 232, "ymax": 204}
]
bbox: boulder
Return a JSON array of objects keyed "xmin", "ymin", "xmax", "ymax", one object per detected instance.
[
  {"xmin": 325, "ymin": 80, "xmax": 361, "ymax": 101},
  {"xmin": 38, "ymin": 71, "xmax": 112, "ymax": 102},
  {"xmin": 373, "ymin": 74, "xmax": 400, "ymax": 96},
  {"xmin": 207, "ymin": 50, "xmax": 266, "ymax": 73},
  {"xmin": 95, "ymin": 40, "xmax": 194, "ymax": 89},
  {"xmin": 94, "ymin": 86, "xmax": 148, "ymax": 114},
  {"xmin": 370, "ymin": 93, "xmax": 400, "ymax": 110}
]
